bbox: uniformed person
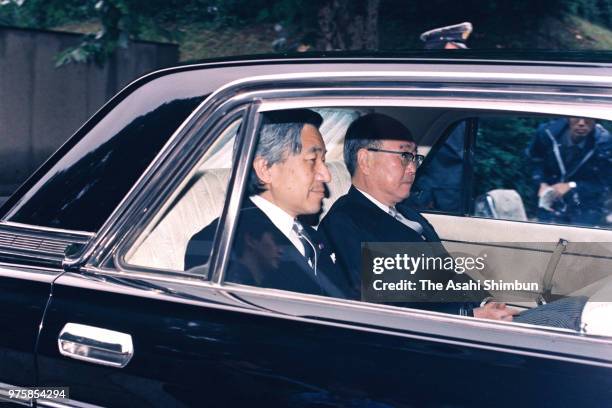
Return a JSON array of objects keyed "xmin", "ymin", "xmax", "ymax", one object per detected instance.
[{"xmin": 527, "ymin": 117, "xmax": 612, "ymax": 226}]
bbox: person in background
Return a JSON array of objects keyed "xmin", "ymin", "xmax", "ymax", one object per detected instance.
[{"xmin": 527, "ymin": 117, "xmax": 612, "ymax": 226}]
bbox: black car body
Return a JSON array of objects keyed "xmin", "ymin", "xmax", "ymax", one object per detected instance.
[{"xmin": 1, "ymin": 52, "xmax": 612, "ymax": 407}]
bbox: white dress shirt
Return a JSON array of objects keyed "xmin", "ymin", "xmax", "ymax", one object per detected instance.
[
  {"xmin": 355, "ymin": 187, "xmax": 424, "ymax": 235},
  {"xmin": 249, "ymin": 195, "xmax": 306, "ymax": 256}
]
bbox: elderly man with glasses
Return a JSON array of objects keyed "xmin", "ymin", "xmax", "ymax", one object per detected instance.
[
  {"xmin": 320, "ymin": 113, "xmax": 603, "ymax": 331},
  {"xmin": 319, "ymin": 113, "xmax": 519, "ymax": 320}
]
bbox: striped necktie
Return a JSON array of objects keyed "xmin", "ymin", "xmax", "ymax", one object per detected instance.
[{"xmin": 292, "ymin": 219, "xmax": 318, "ymax": 274}]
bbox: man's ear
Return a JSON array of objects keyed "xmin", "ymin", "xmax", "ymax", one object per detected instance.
[
  {"xmin": 356, "ymin": 148, "xmax": 370, "ymax": 175},
  {"xmin": 253, "ymin": 156, "xmax": 273, "ymax": 184}
]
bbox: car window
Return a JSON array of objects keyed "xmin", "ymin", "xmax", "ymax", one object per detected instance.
[
  {"xmin": 121, "ymin": 108, "xmax": 358, "ymax": 276},
  {"xmin": 2, "ymin": 95, "xmax": 205, "ymax": 232},
  {"xmin": 123, "ymin": 117, "xmax": 242, "ymax": 273},
  {"xmin": 472, "ymin": 115, "xmax": 612, "ymax": 229},
  {"xmin": 411, "ymin": 113, "xmax": 612, "ymax": 230},
  {"xmin": 203, "ymin": 106, "xmax": 610, "ymax": 338}
]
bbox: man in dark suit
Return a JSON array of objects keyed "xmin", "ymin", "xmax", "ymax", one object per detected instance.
[
  {"xmin": 319, "ymin": 113, "xmax": 518, "ymax": 320},
  {"xmin": 185, "ymin": 109, "xmax": 352, "ymax": 299}
]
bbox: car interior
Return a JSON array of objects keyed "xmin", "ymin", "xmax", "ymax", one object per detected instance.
[{"xmin": 123, "ymin": 105, "xmax": 612, "ymax": 323}]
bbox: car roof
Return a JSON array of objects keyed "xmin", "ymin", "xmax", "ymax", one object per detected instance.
[
  {"xmin": 131, "ymin": 50, "xmax": 612, "ymax": 99},
  {"xmin": 176, "ymin": 50, "xmax": 612, "ymax": 67}
]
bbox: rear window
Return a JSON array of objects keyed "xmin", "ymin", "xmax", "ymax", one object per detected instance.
[{"xmin": 2, "ymin": 80, "xmax": 204, "ymax": 231}]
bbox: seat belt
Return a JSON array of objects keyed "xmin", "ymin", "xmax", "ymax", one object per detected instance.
[{"xmin": 540, "ymin": 238, "xmax": 568, "ymax": 304}]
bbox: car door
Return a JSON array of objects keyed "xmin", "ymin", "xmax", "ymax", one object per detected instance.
[
  {"xmin": 0, "ymin": 261, "xmax": 51, "ymax": 406},
  {"xmin": 0, "ymin": 222, "xmax": 94, "ymax": 407},
  {"xmin": 0, "ymin": 66, "xmax": 208, "ymax": 407},
  {"xmin": 36, "ymin": 272, "xmax": 612, "ymax": 408},
  {"xmin": 33, "ymin": 101, "xmax": 258, "ymax": 406},
  {"xmin": 35, "ymin": 71, "xmax": 612, "ymax": 407}
]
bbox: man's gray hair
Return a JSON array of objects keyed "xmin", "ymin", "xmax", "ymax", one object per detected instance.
[
  {"xmin": 247, "ymin": 109, "xmax": 323, "ymax": 194},
  {"xmin": 256, "ymin": 122, "xmax": 304, "ymax": 165},
  {"xmin": 344, "ymin": 136, "xmax": 382, "ymax": 176}
]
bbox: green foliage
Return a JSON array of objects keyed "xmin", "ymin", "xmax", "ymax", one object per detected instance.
[
  {"xmin": 473, "ymin": 117, "xmax": 540, "ymax": 217},
  {"xmin": 562, "ymin": 0, "xmax": 612, "ymax": 26},
  {"xmin": 0, "ymin": 0, "xmax": 94, "ymax": 27},
  {"xmin": 5, "ymin": 0, "xmax": 612, "ymax": 64},
  {"xmin": 54, "ymin": 0, "xmax": 126, "ymax": 65}
]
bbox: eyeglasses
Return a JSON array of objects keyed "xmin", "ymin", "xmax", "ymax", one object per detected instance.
[{"xmin": 366, "ymin": 148, "xmax": 425, "ymax": 167}]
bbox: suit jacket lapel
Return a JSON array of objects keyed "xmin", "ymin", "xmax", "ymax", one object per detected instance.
[
  {"xmin": 243, "ymin": 202, "xmax": 348, "ymax": 297},
  {"xmin": 348, "ymin": 186, "xmax": 426, "ymax": 242},
  {"xmin": 397, "ymin": 203, "xmax": 441, "ymax": 242}
]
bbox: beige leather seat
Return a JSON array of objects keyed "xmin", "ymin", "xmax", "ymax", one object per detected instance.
[
  {"xmin": 126, "ymin": 161, "xmax": 352, "ymax": 271},
  {"xmin": 474, "ymin": 189, "xmax": 528, "ymax": 221}
]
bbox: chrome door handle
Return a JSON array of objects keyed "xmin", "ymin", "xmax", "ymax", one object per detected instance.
[{"xmin": 58, "ymin": 323, "xmax": 134, "ymax": 368}]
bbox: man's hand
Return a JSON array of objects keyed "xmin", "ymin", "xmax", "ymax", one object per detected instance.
[
  {"xmin": 551, "ymin": 182, "xmax": 572, "ymax": 197},
  {"xmin": 473, "ymin": 302, "xmax": 519, "ymax": 321}
]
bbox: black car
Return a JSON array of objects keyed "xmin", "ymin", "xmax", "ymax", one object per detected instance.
[{"xmin": 1, "ymin": 52, "xmax": 612, "ymax": 407}]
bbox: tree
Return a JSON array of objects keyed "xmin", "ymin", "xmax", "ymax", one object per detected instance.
[
  {"xmin": 317, "ymin": 0, "xmax": 379, "ymax": 51},
  {"xmin": 4, "ymin": 0, "xmax": 612, "ymax": 65},
  {"xmin": 1, "ymin": 0, "xmax": 382, "ymax": 64}
]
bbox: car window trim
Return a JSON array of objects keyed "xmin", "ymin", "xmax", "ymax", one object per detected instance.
[
  {"xmin": 104, "ymin": 89, "xmax": 612, "ymax": 273},
  {"xmin": 209, "ymin": 102, "xmax": 261, "ymax": 284},
  {"xmin": 111, "ymin": 106, "xmax": 251, "ymax": 278},
  {"xmin": 214, "ymin": 93, "xmax": 612, "ymax": 349}
]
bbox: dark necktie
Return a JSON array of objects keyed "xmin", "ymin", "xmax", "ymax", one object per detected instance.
[{"xmin": 292, "ymin": 220, "xmax": 318, "ymax": 274}]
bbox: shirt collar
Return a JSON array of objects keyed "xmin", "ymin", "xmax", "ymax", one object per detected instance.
[
  {"xmin": 355, "ymin": 186, "xmax": 394, "ymax": 214},
  {"xmin": 355, "ymin": 186, "xmax": 425, "ymax": 236},
  {"xmin": 249, "ymin": 194, "xmax": 296, "ymax": 236}
]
